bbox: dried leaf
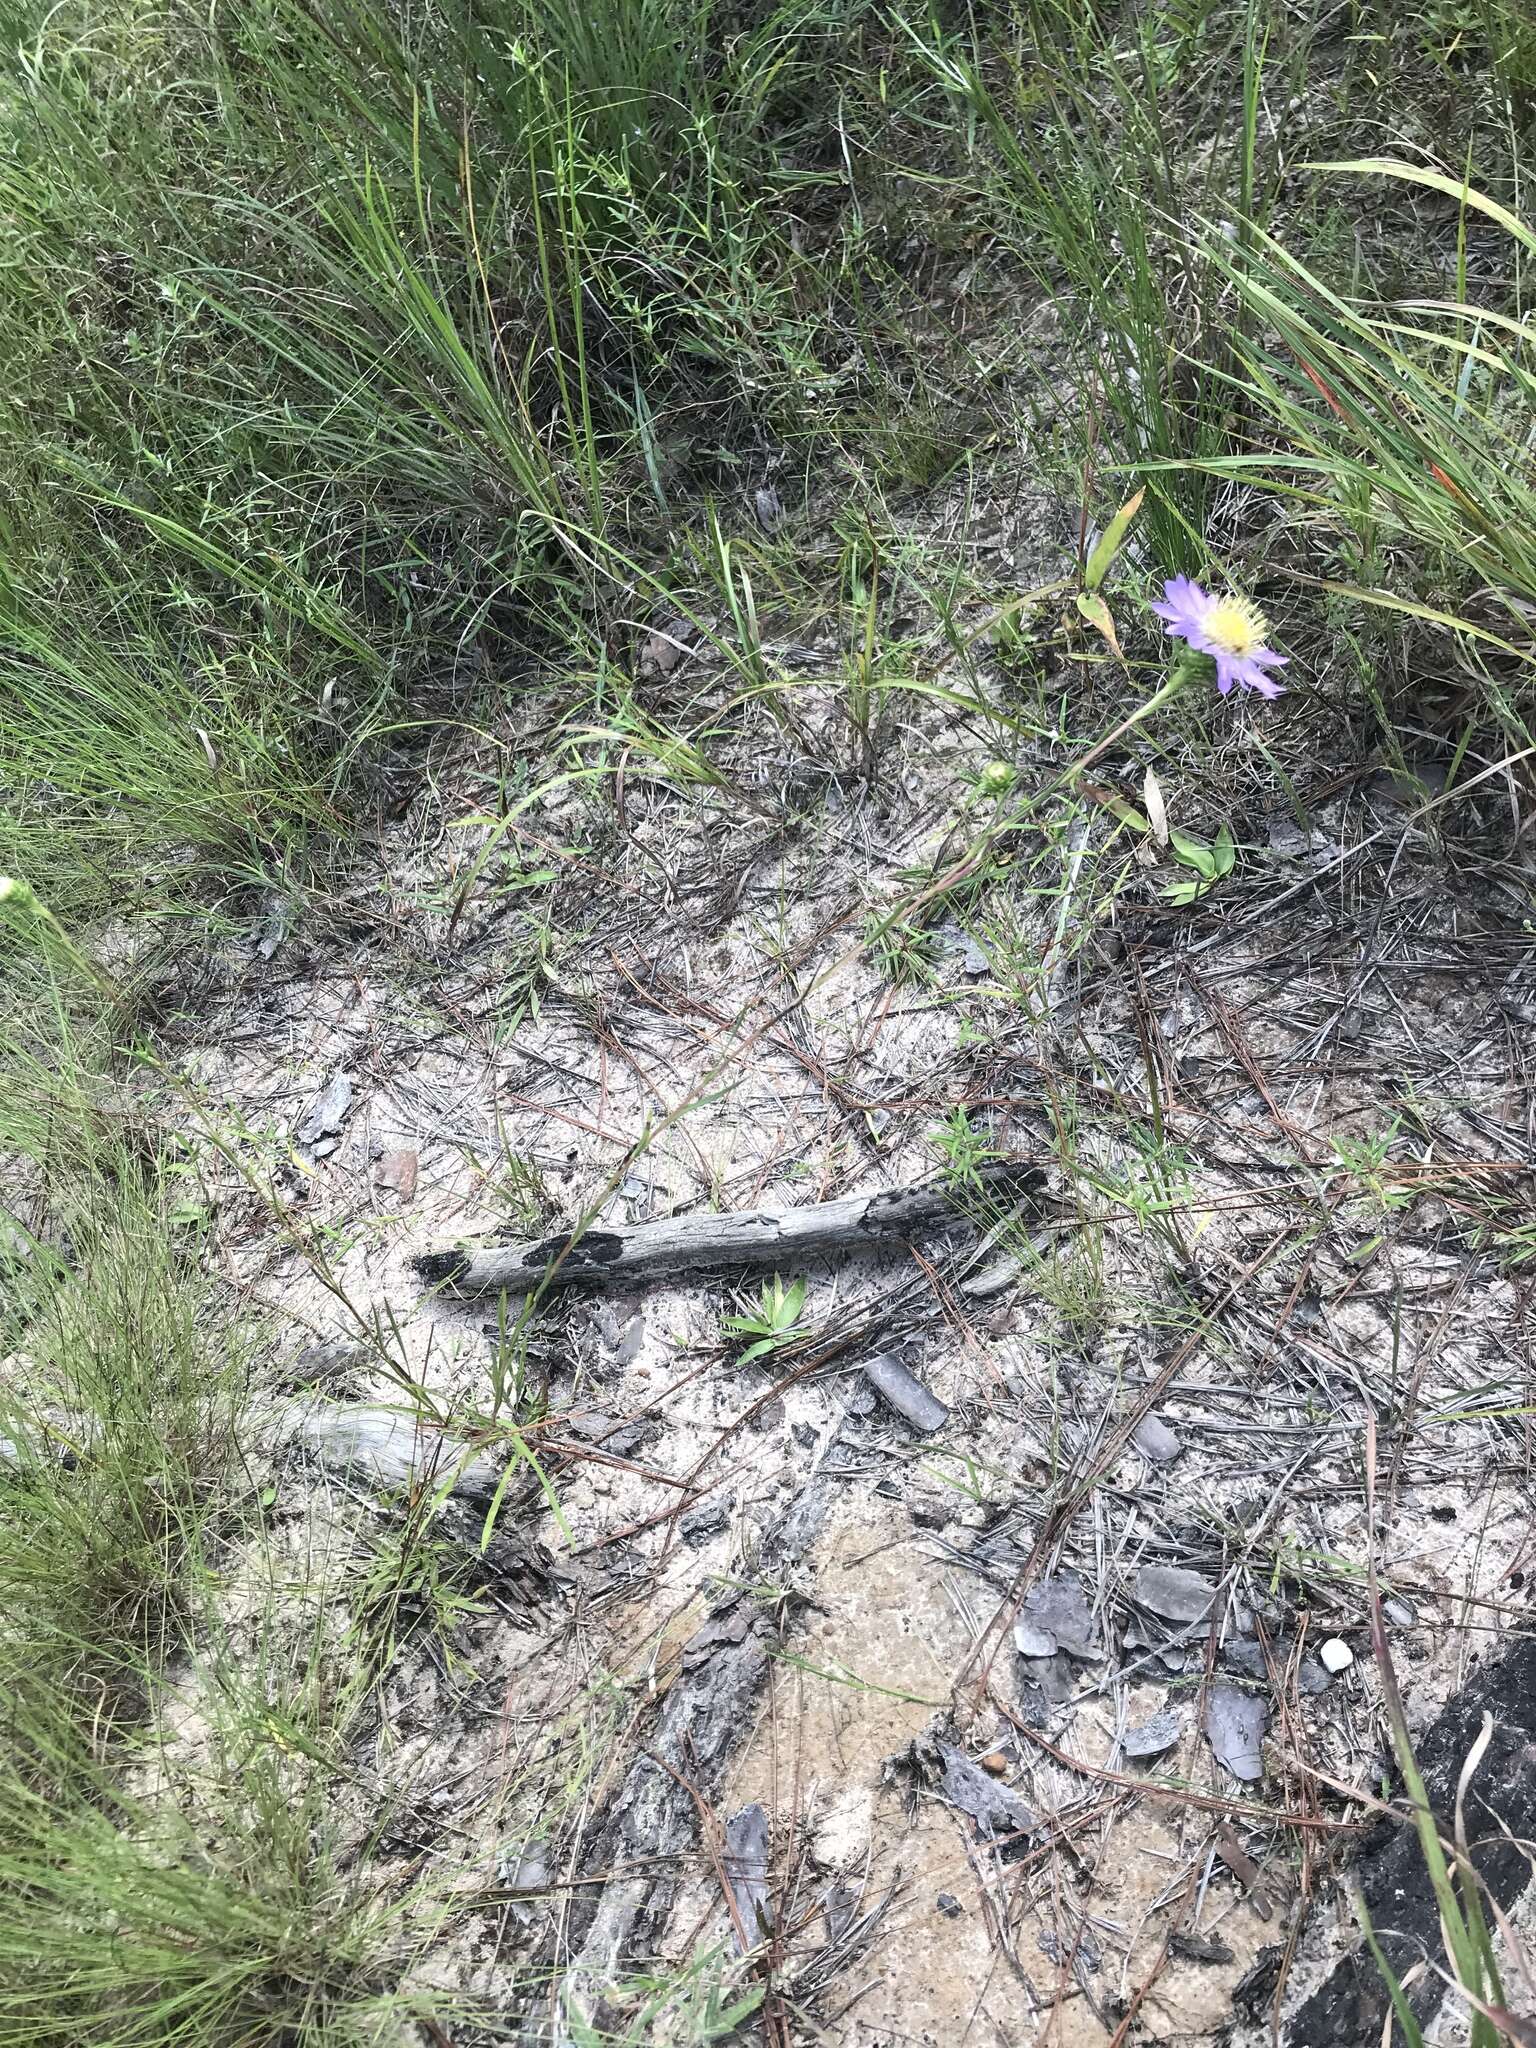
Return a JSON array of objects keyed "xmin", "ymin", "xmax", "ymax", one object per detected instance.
[
  {"xmin": 497, "ymin": 1837, "xmax": 550, "ymax": 1925},
  {"xmin": 256, "ymin": 890, "xmax": 293, "ymax": 961},
  {"xmin": 1015, "ymin": 1571, "xmax": 1099, "ymax": 1660},
  {"xmin": 1203, "ymin": 1684, "xmax": 1268, "ymax": 1781},
  {"xmin": 375, "ymin": 1148, "xmax": 418, "ymax": 1202},
  {"xmin": 821, "ymin": 1884, "xmax": 857, "ymax": 1943},
  {"xmin": 753, "ymin": 484, "xmax": 785, "ymax": 533},
  {"xmin": 1074, "ymin": 588, "xmax": 1124, "ymax": 658},
  {"xmin": 1022, "ymin": 1649, "xmax": 1080, "ymax": 1702},
  {"xmin": 1133, "ymin": 1564, "xmax": 1216, "ymax": 1625},
  {"xmin": 296, "ymin": 1071, "xmax": 353, "ymax": 1160},
  {"xmin": 722, "ymin": 1802, "xmax": 773, "ymax": 1950},
  {"xmin": 935, "ymin": 1744, "xmax": 1034, "ymax": 1839},
  {"xmin": 1122, "ymin": 1707, "xmax": 1183, "ymax": 1760},
  {"xmin": 1213, "ymin": 1823, "xmax": 1273, "ymax": 1919},
  {"xmin": 1172, "ymin": 1931, "xmax": 1234, "ymax": 1965},
  {"xmin": 1142, "ymin": 765, "xmax": 1169, "ymax": 847},
  {"xmin": 1013, "ymin": 1617, "xmax": 1056, "ymax": 1657},
  {"xmin": 640, "ymin": 616, "xmax": 694, "ymax": 677}
]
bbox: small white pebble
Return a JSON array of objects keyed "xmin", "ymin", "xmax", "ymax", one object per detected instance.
[{"xmin": 1319, "ymin": 1638, "xmax": 1353, "ymax": 1675}]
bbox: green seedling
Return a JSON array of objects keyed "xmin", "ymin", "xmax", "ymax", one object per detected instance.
[
  {"xmin": 1327, "ymin": 1120, "xmax": 1417, "ymax": 1234},
  {"xmin": 721, "ymin": 1275, "xmax": 809, "ymax": 1365},
  {"xmin": 563, "ymin": 1948, "xmax": 763, "ymax": 2046},
  {"xmin": 865, "ymin": 909, "xmax": 939, "ymax": 987},
  {"xmin": 352, "ymin": 1523, "xmax": 487, "ymax": 1678},
  {"xmin": 930, "ymin": 1106, "xmax": 1003, "ymax": 1193},
  {"xmin": 1162, "ymin": 823, "xmax": 1237, "ymax": 904}
]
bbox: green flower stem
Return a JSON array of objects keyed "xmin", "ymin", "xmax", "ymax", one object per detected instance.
[{"xmin": 1060, "ymin": 667, "xmax": 1192, "ymax": 788}]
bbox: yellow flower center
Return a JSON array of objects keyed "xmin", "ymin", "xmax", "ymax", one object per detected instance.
[{"xmin": 1202, "ymin": 596, "xmax": 1268, "ymax": 658}]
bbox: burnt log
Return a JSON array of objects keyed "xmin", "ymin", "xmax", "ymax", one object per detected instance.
[{"xmin": 415, "ymin": 1161, "xmax": 1045, "ymax": 1296}]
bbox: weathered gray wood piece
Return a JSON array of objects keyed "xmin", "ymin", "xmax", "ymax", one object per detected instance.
[
  {"xmin": 416, "ymin": 1161, "xmax": 1045, "ymax": 1295},
  {"xmin": 556, "ymin": 1421, "xmax": 852, "ymax": 2037},
  {"xmin": 278, "ymin": 1398, "xmax": 504, "ymax": 1502}
]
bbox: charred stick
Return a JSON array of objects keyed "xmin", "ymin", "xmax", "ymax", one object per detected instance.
[{"xmin": 415, "ymin": 1161, "xmax": 1046, "ymax": 1296}]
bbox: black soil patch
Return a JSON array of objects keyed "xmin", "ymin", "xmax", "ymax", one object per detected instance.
[{"xmin": 1285, "ymin": 1630, "xmax": 1536, "ymax": 2045}]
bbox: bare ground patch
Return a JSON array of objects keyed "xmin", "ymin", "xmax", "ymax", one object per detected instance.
[{"xmin": 136, "ymin": 595, "xmax": 1536, "ymax": 2045}]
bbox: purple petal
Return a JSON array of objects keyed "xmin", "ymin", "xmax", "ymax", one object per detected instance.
[
  {"xmin": 1216, "ymin": 651, "xmax": 1287, "ymax": 699},
  {"xmin": 1152, "ymin": 576, "xmax": 1210, "ymax": 638}
]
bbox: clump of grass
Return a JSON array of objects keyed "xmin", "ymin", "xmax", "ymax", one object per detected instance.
[
  {"xmin": 895, "ymin": 0, "xmax": 1293, "ymax": 571},
  {"xmin": 0, "ymin": 0, "xmax": 866, "ymax": 917},
  {"xmin": 930, "ymin": 1105, "xmax": 1005, "ymax": 1192},
  {"xmin": 0, "ymin": 1016, "xmax": 464, "ymax": 2040},
  {"xmin": 0, "ymin": 1677, "xmax": 455, "ymax": 2048},
  {"xmin": 0, "ymin": 890, "xmax": 386, "ymax": 2023},
  {"xmin": 1200, "ymin": 166, "xmax": 1536, "ymax": 744},
  {"xmin": 563, "ymin": 1949, "xmax": 763, "ymax": 2046},
  {"xmin": 0, "ymin": 1143, "xmax": 238, "ymax": 1728}
]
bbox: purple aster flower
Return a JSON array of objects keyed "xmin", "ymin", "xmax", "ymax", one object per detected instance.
[{"xmin": 1152, "ymin": 575, "xmax": 1288, "ymax": 698}]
